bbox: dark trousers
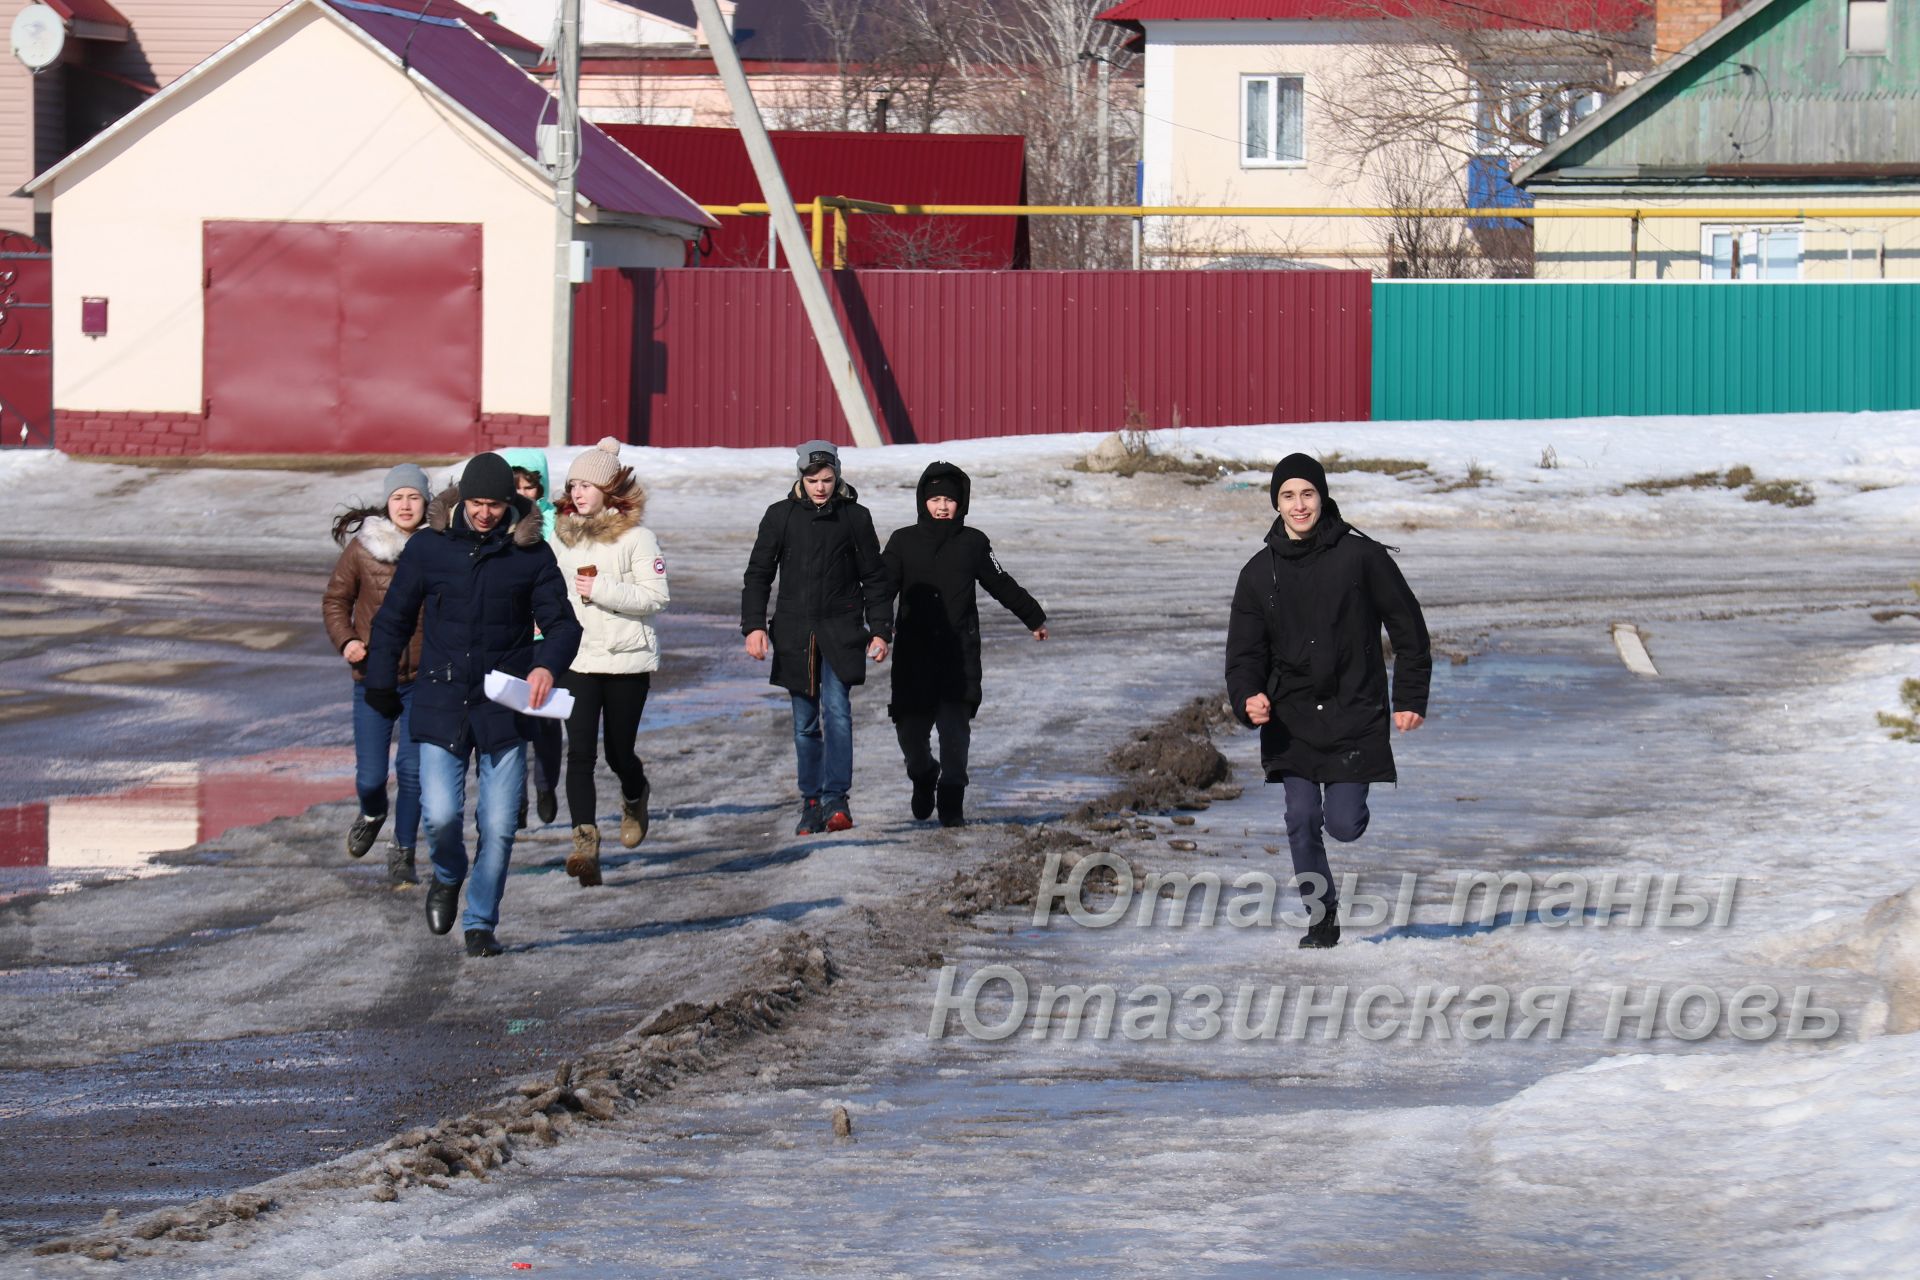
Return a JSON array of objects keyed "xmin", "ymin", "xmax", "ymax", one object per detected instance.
[
  {"xmin": 561, "ymin": 671, "xmax": 651, "ymax": 828},
  {"xmin": 527, "ymin": 717, "xmax": 562, "ymax": 796},
  {"xmin": 1278, "ymin": 774, "xmax": 1370, "ymax": 910},
  {"xmin": 895, "ymin": 700, "xmax": 972, "ymax": 788}
]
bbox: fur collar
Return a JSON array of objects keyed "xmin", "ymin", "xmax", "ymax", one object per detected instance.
[
  {"xmin": 426, "ymin": 485, "xmax": 543, "ymax": 548},
  {"xmin": 554, "ymin": 506, "xmax": 639, "ymax": 547},
  {"xmin": 354, "ymin": 516, "xmax": 412, "ymax": 563}
]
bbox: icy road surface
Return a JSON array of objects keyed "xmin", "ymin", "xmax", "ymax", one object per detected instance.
[{"xmin": 4, "ymin": 414, "xmax": 1919, "ymax": 1275}]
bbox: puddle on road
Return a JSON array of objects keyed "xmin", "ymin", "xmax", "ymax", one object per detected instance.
[{"xmin": 0, "ymin": 747, "xmax": 355, "ymax": 902}]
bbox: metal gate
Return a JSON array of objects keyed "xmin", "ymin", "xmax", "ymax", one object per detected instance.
[{"xmin": 0, "ymin": 231, "xmax": 52, "ymax": 448}]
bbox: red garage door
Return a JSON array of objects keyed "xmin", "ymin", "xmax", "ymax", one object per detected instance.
[{"xmin": 203, "ymin": 221, "xmax": 481, "ymax": 454}]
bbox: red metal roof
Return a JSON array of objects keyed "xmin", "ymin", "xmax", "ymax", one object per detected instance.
[
  {"xmin": 43, "ymin": 0, "xmax": 131, "ymax": 30},
  {"xmin": 1099, "ymin": 0, "xmax": 1647, "ymax": 30},
  {"xmin": 600, "ymin": 125, "xmax": 1027, "ymax": 268},
  {"xmin": 326, "ymin": 0, "xmax": 714, "ymax": 228}
]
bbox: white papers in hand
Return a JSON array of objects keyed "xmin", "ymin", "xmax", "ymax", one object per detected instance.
[{"xmin": 483, "ymin": 670, "xmax": 575, "ymax": 720}]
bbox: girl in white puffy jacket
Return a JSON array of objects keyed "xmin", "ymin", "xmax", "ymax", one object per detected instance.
[{"xmin": 549, "ymin": 437, "xmax": 669, "ymax": 887}]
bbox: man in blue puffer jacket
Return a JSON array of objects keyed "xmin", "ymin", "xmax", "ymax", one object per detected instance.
[{"xmin": 365, "ymin": 453, "xmax": 582, "ymax": 957}]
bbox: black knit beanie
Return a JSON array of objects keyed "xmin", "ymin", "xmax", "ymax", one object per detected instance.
[
  {"xmin": 461, "ymin": 452, "xmax": 516, "ymax": 504},
  {"xmin": 1269, "ymin": 452, "xmax": 1330, "ymax": 509},
  {"xmin": 924, "ymin": 475, "xmax": 964, "ymax": 503}
]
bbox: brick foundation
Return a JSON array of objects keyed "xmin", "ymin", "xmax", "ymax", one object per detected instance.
[
  {"xmin": 58, "ymin": 411, "xmax": 206, "ymax": 457},
  {"xmin": 477, "ymin": 413, "xmax": 550, "ymax": 451}
]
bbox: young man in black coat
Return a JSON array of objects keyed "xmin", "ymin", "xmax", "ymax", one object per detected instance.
[
  {"xmin": 365, "ymin": 453, "xmax": 581, "ymax": 957},
  {"xmin": 882, "ymin": 461, "xmax": 1048, "ymax": 827},
  {"xmin": 741, "ymin": 441, "xmax": 893, "ymax": 835},
  {"xmin": 1224, "ymin": 453, "xmax": 1430, "ymax": 948}
]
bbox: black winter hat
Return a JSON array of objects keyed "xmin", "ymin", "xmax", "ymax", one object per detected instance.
[
  {"xmin": 461, "ymin": 452, "xmax": 516, "ymax": 504},
  {"xmin": 1269, "ymin": 452, "xmax": 1330, "ymax": 509}
]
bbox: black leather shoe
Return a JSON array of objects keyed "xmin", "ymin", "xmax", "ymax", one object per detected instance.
[
  {"xmin": 1298, "ymin": 906, "xmax": 1342, "ymax": 949},
  {"xmin": 936, "ymin": 784, "xmax": 966, "ymax": 829},
  {"xmin": 464, "ymin": 929, "xmax": 504, "ymax": 958},
  {"xmin": 425, "ymin": 879, "xmax": 460, "ymax": 935},
  {"xmin": 536, "ymin": 788, "xmax": 558, "ymax": 825},
  {"xmin": 909, "ymin": 772, "xmax": 937, "ymax": 821}
]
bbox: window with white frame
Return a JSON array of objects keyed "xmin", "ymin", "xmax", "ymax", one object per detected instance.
[
  {"xmin": 1702, "ymin": 224, "xmax": 1803, "ymax": 280},
  {"xmin": 1846, "ymin": 0, "xmax": 1888, "ymax": 53},
  {"xmin": 1474, "ymin": 76, "xmax": 1605, "ymax": 156},
  {"xmin": 1242, "ymin": 74, "xmax": 1305, "ymax": 166}
]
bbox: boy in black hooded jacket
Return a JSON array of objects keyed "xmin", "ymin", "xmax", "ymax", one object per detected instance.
[{"xmin": 882, "ymin": 461, "xmax": 1048, "ymax": 827}]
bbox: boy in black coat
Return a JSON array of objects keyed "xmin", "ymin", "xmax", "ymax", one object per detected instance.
[
  {"xmin": 742, "ymin": 441, "xmax": 894, "ymax": 835},
  {"xmin": 882, "ymin": 461, "xmax": 1048, "ymax": 827},
  {"xmin": 1224, "ymin": 453, "xmax": 1429, "ymax": 948}
]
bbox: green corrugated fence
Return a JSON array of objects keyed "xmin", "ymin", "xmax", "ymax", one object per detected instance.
[{"xmin": 1371, "ymin": 281, "xmax": 1920, "ymax": 421}]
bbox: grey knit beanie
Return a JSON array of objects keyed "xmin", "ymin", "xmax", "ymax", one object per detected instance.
[{"xmin": 384, "ymin": 462, "xmax": 431, "ymax": 503}]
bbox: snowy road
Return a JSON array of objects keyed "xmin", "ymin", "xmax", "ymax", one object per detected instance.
[{"xmin": 4, "ymin": 419, "xmax": 1919, "ymax": 1275}]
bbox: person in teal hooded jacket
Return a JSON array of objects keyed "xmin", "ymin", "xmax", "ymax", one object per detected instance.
[{"xmin": 504, "ymin": 447, "xmax": 563, "ymax": 825}]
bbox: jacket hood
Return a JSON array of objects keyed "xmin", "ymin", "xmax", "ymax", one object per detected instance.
[
  {"xmin": 554, "ymin": 505, "xmax": 640, "ymax": 548},
  {"xmin": 789, "ymin": 476, "xmax": 859, "ymax": 506},
  {"xmin": 354, "ymin": 515, "xmax": 413, "ymax": 564},
  {"xmin": 427, "ymin": 485, "xmax": 544, "ymax": 548},
  {"xmin": 498, "ymin": 447, "xmax": 550, "ymax": 495},
  {"xmin": 914, "ymin": 461, "xmax": 970, "ymax": 525}
]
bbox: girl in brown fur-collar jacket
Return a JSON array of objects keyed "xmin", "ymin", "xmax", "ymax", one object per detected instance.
[
  {"xmin": 548, "ymin": 438, "xmax": 670, "ymax": 887},
  {"xmin": 322, "ymin": 463, "xmax": 431, "ymax": 885}
]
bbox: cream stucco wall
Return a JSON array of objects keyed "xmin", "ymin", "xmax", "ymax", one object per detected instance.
[
  {"xmin": 1144, "ymin": 19, "xmax": 1456, "ymax": 267},
  {"xmin": 1531, "ymin": 191, "xmax": 1920, "ymax": 280},
  {"xmin": 37, "ymin": 3, "xmax": 682, "ymax": 417}
]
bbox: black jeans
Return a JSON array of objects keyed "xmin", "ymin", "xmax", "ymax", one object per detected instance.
[
  {"xmin": 895, "ymin": 700, "xmax": 972, "ymax": 787},
  {"xmin": 1277, "ymin": 773, "xmax": 1370, "ymax": 912},
  {"xmin": 561, "ymin": 671, "xmax": 651, "ymax": 828},
  {"xmin": 526, "ymin": 717, "xmax": 562, "ymax": 795}
]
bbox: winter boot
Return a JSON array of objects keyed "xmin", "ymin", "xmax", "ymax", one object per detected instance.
[
  {"xmin": 824, "ymin": 796, "xmax": 854, "ymax": 833},
  {"xmin": 535, "ymin": 788, "xmax": 558, "ymax": 826},
  {"xmin": 425, "ymin": 879, "xmax": 461, "ymax": 935},
  {"xmin": 795, "ymin": 798, "xmax": 825, "ymax": 836},
  {"xmin": 567, "ymin": 824, "xmax": 603, "ymax": 887},
  {"xmin": 386, "ymin": 844, "xmax": 419, "ymax": 886},
  {"xmin": 936, "ymin": 784, "xmax": 966, "ymax": 829},
  {"xmin": 464, "ymin": 929, "xmax": 504, "ymax": 958},
  {"xmin": 346, "ymin": 812, "xmax": 385, "ymax": 859},
  {"xmin": 620, "ymin": 779, "xmax": 651, "ymax": 849},
  {"xmin": 1298, "ymin": 904, "xmax": 1341, "ymax": 949},
  {"xmin": 909, "ymin": 768, "xmax": 938, "ymax": 822}
]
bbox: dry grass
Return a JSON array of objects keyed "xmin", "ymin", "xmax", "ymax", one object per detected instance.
[
  {"xmin": 1744, "ymin": 479, "xmax": 1816, "ymax": 508},
  {"xmin": 1319, "ymin": 451, "xmax": 1430, "ymax": 478},
  {"xmin": 1626, "ymin": 465, "xmax": 1755, "ymax": 495},
  {"xmin": 1434, "ymin": 460, "xmax": 1492, "ymax": 493}
]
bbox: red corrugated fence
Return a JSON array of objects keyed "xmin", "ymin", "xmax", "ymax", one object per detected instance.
[{"xmin": 570, "ymin": 269, "xmax": 1371, "ymax": 447}]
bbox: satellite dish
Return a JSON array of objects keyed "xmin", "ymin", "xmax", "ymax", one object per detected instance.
[{"xmin": 11, "ymin": 5, "xmax": 66, "ymax": 72}]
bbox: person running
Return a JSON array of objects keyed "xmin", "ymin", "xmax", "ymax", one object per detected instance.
[
  {"xmin": 1224, "ymin": 453, "xmax": 1431, "ymax": 949},
  {"xmin": 323, "ymin": 464, "xmax": 432, "ymax": 884},
  {"xmin": 364, "ymin": 453, "xmax": 581, "ymax": 957},
  {"xmin": 547, "ymin": 438, "xmax": 669, "ymax": 887},
  {"xmin": 881, "ymin": 462, "xmax": 1048, "ymax": 828},
  {"xmin": 742, "ymin": 440, "xmax": 892, "ymax": 836},
  {"xmin": 504, "ymin": 448, "xmax": 562, "ymax": 829}
]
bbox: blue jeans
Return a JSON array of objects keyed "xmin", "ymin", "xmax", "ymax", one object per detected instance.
[
  {"xmin": 790, "ymin": 660, "xmax": 853, "ymax": 805},
  {"xmin": 1278, "ymin": 774, "xmax": 1370, "ymax": 913},
  {"xmin": 418, "ymin": 740, "xmax": 526, "ymax": 933},
  {"xmin": 351, "ymin": 680, "xmax": 419, "ymax": 848}
]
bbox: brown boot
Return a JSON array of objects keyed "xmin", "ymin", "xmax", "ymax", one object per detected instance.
[
  {"xmin": 566, "ymin": 824, "xmax": 602, "ymax": 887},
  {"xmin": 619, "ymin": 779, "xmax": 650, "ymax": 849}
]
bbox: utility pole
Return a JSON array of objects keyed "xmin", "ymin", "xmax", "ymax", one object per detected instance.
[
  {"xmin": 546, "ymin": 0, "xmax": 582, "ymax": 448},
  {"xmin": 1096, "ymin": 57, "xmax": 1110, "ymax": 206},
  {"xmin": 690, "ymin": 0, "xmax": 882, "ymax": 448}
]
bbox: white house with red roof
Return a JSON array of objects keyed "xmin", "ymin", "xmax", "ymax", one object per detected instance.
[
  {"xmin": 21, "ymin": 0, "xmax": 712, "ymax": 456},
  {"xmin": 1099, "ymin": 0, "xmax": 1652, "ymax": 272}
]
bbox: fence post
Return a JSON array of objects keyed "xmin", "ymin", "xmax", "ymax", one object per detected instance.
[{"xmin": 1629, "ymin": 215, "xmax": 1640, "ymax": 280}]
